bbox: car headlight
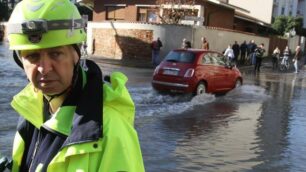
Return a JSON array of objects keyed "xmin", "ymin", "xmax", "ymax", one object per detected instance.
[{"xmin": 184, "ymin": 68, "xmax": 194, "ymax": 78}]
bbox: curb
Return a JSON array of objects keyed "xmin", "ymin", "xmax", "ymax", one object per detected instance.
[{"xmin": 89, "ymin": 56, "xmax": 154, "ymax": 69}]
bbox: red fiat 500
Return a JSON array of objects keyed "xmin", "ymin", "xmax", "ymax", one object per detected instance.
[{"xmin": 152, "ymin": 49, "xmax": 243, "ymax": 95}]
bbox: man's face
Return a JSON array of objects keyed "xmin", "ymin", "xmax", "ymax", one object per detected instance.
[{"xmin": 20, "ymin": 45, "xmax": 79, "ymax": 95}]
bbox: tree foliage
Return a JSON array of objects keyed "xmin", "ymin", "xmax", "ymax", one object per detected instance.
[
  {"xmin": 156, "ymin": 0, "xmax": 195, "ymax": 5},
  {"xmin": 155, "ymin": 0, "xmax": 196, "ymax": 24},
  {"xmin": 272, "ymin": 16, "xmax": 304, "ymax": 36}
]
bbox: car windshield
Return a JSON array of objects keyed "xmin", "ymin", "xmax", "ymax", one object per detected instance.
[{"xmin": 165, "ymin": 51, "xmax": 195, "ymax": 63}]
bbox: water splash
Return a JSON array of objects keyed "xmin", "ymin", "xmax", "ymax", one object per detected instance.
[
  {"xmin": 224, "ymin": 85, "xmax": 270, "ymax": 103},
  {"xmin": 129, "ymin": 86, "xmax": 216, "ymax": 117}
]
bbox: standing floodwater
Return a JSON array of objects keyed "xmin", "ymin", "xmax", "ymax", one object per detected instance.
[
  {"xmin": 133, "ymin": 81, "xmax": 306, "ymax": 172},
  {"xmin": 0, "ymin": 42, "xmax": 26, "ymax": 156}
]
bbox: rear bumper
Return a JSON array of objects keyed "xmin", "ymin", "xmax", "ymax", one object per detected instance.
[
  {"xmin": 152, "ymin": 80, "xmax": 189, "ymax": 88},
  {"xmin": 151, "ymin": 78, "xmax": 196, "ymax": 93}
]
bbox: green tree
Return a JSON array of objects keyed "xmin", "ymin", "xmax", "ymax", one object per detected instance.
[
  {"xmin": 156, "ymin": 0, "xmax": 197, "ymax": 24},
  {"xmin": 272, "ymin": 16, "xmax": 304, "ymax": 36}
]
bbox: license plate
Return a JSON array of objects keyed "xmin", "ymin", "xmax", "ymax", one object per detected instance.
[{"xmin": 163, "ymin": 69, "xmax": 179, "ymax": 76}]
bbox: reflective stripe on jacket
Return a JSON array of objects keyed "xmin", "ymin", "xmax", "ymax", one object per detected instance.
[{"xmin": 10, "ymin": 72, "xmax": 145, "ymax": 172}]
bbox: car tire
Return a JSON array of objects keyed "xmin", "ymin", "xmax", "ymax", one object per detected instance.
[
  {"xmin": 196, "ymin": 81, "xmax": 206, "ymax": 95},
  {"xmin": 234, "ymin": 79, "xmax": 242, "ymax": 88}
]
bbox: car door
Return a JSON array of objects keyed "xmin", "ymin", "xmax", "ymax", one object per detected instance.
[
  {"xmin": 207, "ymin": 53, "xmax": 228, "ymax": 91},
  {"xmin": 197, "ymin": 53, "xmax": 217, "ymax": 92},
  {"xmin": 214, "ymin": 53, "xmax": 234, "ymax": 90}
]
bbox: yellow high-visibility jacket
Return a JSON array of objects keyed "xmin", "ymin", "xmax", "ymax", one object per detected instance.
[{"xmin": 10, "ymin": 71, "xmax": 145, "ymax": 172}]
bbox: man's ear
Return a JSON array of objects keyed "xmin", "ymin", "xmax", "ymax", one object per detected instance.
[
  {"xmin": 73, "ymin": 50, "xmax": 79, "ymax": 64},
  {"xmin": 69, "ymin": 46, "xmax": 79, "ymax": 65}
]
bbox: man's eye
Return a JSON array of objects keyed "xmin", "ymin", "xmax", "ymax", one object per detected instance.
[
  {"xmin": 49, "ymin": 51, "xmax": 62, "ymax": 59},
  {"xmin": 24, "ymin": 53, "xmax": 40, "ymax": 62}
]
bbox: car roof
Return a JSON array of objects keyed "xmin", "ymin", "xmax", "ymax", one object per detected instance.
[{"xmin": 172, "ymin": 48, "xmax": 219, "ymax": 54}]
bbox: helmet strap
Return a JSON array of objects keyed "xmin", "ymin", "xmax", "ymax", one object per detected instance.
[{"xmin": 13, "ymin": 51, "xmax": 24, "ymax": 69}]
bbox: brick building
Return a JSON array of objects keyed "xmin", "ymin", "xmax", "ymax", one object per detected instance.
[
  {"xmin": 87, "ymin": 0, "xmax": 280, "ymax": 61},
  {"xmin": 92, "ymin": 0, "xmax": 270, "ymax": 34}
]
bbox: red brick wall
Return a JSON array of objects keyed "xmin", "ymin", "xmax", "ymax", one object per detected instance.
[
  {"xmin": 125, "ymin": 5, "xmax": 138, "ymax": 21},
  {"xmin": 93, "ymin": 28, "xmax": 153, "ymax": 60}
]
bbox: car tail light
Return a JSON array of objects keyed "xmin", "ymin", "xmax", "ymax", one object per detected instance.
[
  {"xmin": 153, "ymin": 65, "xmax": 161, "ymax": 75},
  {"xmin": 184, "ymin": 68, "xmax": 194, "ymax": 78}
]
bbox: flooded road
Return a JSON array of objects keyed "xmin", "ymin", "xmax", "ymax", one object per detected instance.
[
  {"xmin": 0, "ymin": 42, "xmax": 26, "ymax": 156},
  {"xmin": 133, "ymin": 69, "xmax": 306, "ymax": 172},
  {"xmin": 1, "ymin": 42, "xmax": 306, "ymax": 171}
]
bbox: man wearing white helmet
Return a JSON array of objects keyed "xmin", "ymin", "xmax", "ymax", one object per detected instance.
[{"xmin": 5, "ymin": 0, "xmax": 145, "ymax": 171}]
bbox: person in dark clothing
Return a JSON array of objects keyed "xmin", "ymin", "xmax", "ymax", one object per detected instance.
[
  {"xmin": 182, "ymin": 38, "xmax": 191, "ymax": 49},
  {"xmin": 240, "ymin": 41, "xmax": 247, "ymax": 64},
  {"xmin": 151, "ymin": 37, "xmax": 163, "ymax": 66},
  {"xmin": 254, "ymin": 43, "xmax": 265, "ymax": 72},
  {"xmin": 247, "ymin": 40, "xmax": 252, "ymax": 57},
  {"xmin": 249, "ymin": 40, "xmax": 257, "ymax": 65},
  {"xmin": 232, "ymin": 41, "xmax": 240, "ymax": 62}
]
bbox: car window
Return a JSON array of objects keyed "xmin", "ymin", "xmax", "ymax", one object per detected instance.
[
  {"xmin": 202, "ymin": 54, "xmax": 212, "ymax": 64},
  {"xmin": 203, "ymin": 53, "xmax": 218, "ymax": 65},
  {"xmin": 165, "ymin": 51, "xmax": 195, "ymax": 63},
  {"xmin": 213, "ymin": 53, "xmax": 227, "ymax": 66}
]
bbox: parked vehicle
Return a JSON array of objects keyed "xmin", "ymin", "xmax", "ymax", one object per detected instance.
[{"xmin": 152, "ymin": 49, "xmax": 243, "ymax": 95}]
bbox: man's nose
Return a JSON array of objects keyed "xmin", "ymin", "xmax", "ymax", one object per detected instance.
[{"xmin": 37, "ymin": 55, "xmax": 52, "ymax": 75}]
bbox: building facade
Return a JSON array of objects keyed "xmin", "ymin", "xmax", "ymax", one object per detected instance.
[
  {"xmin": 272, "ymin": 0, "xmax": 306, "ymax": 28},
  {"xmin": 228, "ymin": 0, "xmax": 274, "ymax": 25},
  {"xmin": 93, "ymin": 0, "xmax": 271, "ymax": 34},
  {"xmin": 93, "ymin": 0, "xmax": 236, "ymax": 29}
]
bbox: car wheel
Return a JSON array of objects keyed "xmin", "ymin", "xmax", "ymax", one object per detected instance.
[
  {"xmin": 235, "ymin": 79, "xmax": 242, "ymax": 88},
  {"xmin": 196, "ymin": 82, "xmax": 206, "ymax": 95}
]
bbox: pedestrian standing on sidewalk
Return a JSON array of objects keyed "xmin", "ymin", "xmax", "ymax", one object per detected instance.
[
  {"xmin": 5, "ymin": 0, "xmax": 145, "ymax": 171},
  {"xmin": 232, "ymin": 41, "xmax": 240, "ymax": 63},
  {"xmin": 272, "ymin": 46, "xmax": 280, "ymax": 70},
  {"xmin": 240, "ymin": 41, "xmax": 247, "ymax": 65},
  {"xmin": 181, "ymin": 38, "xmax": 191, "ymax": 49},
  {"xmin": 254, "ymin": 43, "xmax": 265, "ymax": 72},
  {"xmin": 250, "ymin": 40, "xmax": 257, "ymax": 65},
  {"xmin": 201, "ymin": 37, "xmax": 209, "ymax": 50},
  {"xmin": 293, "ymin": 45, "xmax": 302, "ymax": 73},
  {"xmin": 224, "ymin": 44, "xmax": 235, "ymax": 64},
  {"xmin": 151, "ymin": 37, "xmax": 163, "ymax": 66},
  {"xmin": 247, "ymin": 40, "xmax": 252, "ymax": 59}
]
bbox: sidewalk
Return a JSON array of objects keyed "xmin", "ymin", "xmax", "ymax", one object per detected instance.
[
  {"xmin": 89, "ymin": 55, "xmax": 280, "ymax": 71},
  {"xmin": 89, "ymin": 55, "xmax": 154, "ymax": 69}
]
